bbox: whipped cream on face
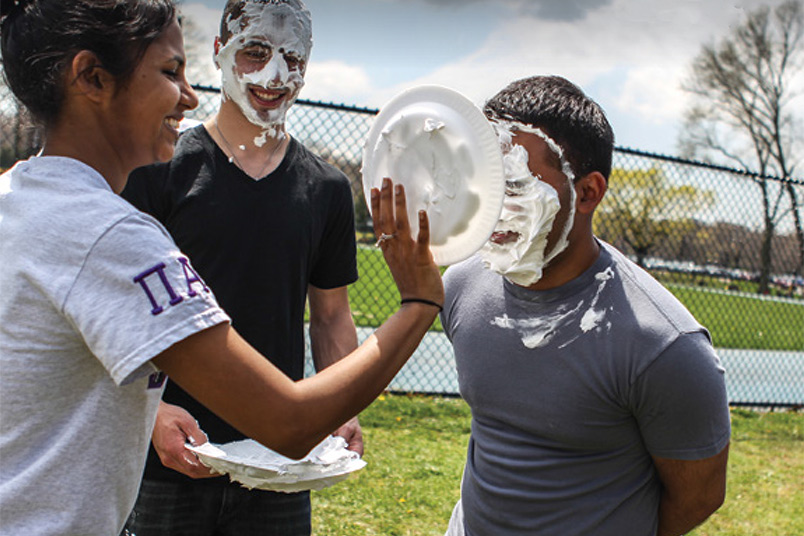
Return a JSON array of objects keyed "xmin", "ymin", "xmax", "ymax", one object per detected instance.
[
  {"xmin": 216, "ymin": 0, "xmax": 312, "ymax": 143},
  {"xmin": 480, "ymin": 121, "xmax": 577, "ymax": 286}
]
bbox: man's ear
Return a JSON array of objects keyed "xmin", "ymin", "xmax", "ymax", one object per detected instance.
[
  {"xmin": 69, "ymin": 50, "xmax": 114, "ymax": 103},
  {"xmin": 213, "ymin": 37, "xmax": 222, "ymax": 69},
  {"xmin": 575, "ymin": 171, "xmax": 607, "ymax": 215}
]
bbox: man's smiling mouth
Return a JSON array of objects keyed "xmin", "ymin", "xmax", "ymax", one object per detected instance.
[{"xmin": 250, "ymin": 86, "xmax": 285, "ymax": 105}]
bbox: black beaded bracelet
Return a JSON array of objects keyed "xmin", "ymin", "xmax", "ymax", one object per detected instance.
[{"xmin": 400, "ymin": 298, "xmax": 443, "ymax": 312}]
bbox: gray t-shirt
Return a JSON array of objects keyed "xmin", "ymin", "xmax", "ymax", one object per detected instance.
[
  {"xmin": 441, "ymin": 243, "xmax": 730, "ymax": 536},
  {"xmin": 0, "ymin": 157, "xmax": 229, "ymax": 535}
]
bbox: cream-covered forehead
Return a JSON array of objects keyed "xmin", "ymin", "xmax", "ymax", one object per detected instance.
[
  {"xmin": 225, "ymin": 0, "xmax": 313, "ymax": 57},
  {"xmin": 492, "ymin": 119, "xmax": 575, "ymax": 183}
]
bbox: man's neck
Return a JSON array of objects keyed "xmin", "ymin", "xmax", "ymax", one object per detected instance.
[
  {"xmin": 206, "ymin": 102, "xmax": 289, "ymax": 179},
  {"xmin": 215, "ymin": 101, "xmax": 287, "ymax": 152},
  {"xmin": 522, "ymin": 235, "xmax": 601, "ymax": 291}
]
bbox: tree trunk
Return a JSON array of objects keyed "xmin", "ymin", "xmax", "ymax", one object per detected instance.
[
  {"xmin": 758, "ymin": 223, "xmax": 774, "ymax": 294},
  {"xmin": 757, "ymin": 179, "xmax": 774, "ymax": 294},
  {"xmin": 784, "ymin": 183, "xmax": 804, "ymax": 275}
]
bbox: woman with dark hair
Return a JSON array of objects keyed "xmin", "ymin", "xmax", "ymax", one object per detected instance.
[{"xmin": 0, "ymin": 2, "xmax": 442, "ymax": 534}]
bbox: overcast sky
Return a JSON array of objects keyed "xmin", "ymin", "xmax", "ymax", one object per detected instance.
[{"xmin": 183, "ymin": 0, "xmax": 800, "ymax": 157}]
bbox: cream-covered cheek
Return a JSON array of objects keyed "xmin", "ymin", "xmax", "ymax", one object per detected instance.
[
  {"xmin": 480, "ymin": 168, "xmax": 562, "ymax": 286},
  {"xmin": 479, "ymin": 123, "xmax": 574, "ymax": 287}
]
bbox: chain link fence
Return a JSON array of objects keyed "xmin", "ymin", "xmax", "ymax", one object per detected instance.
[{"xmin": 2, "ymin": 83, "xmax": 802, "ymax": 407}]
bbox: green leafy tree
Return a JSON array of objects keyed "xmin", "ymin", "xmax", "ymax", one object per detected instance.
[
  {"xmin": 596, "ymin": 167, "xmax": 716, "ymax": 267},
  {"xmin": 680, "ymin": 0, "xmax": 804, "ymax": 291}
]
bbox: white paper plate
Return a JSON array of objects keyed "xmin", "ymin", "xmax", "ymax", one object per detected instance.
[
  {"xmin": 186, "ymin": 436, "xmax": 366, "ymax": 493},
  {"xmin": 362, "ymin": 85, "xmax": 505, "ymax": 266}
]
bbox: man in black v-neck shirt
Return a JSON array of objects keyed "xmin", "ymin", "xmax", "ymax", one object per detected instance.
[{"xmin": 121, "ymin": 1, "xmax": 360, "ymax": 534}]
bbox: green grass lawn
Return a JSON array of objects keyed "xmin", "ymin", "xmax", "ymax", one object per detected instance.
[
  {"xmin": 349, "ymin": 247, "xmax": 446, "ymax": 331},
  {"xmin": 666, "ymin": 285, "xmax": 803, "ymax": 351},
  {"xmin": 311, "ymin": 394, "xmax": 804, "ymax": 536},
  {"xmin": 347, "ymin": 247, "xmax": 803, "ymax": 351},
  {"xmin": 693, "ymin": 408, "xmax": 804, "ymax": 536}
]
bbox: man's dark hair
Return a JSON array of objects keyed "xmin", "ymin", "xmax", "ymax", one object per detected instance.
[{"xmin": 484, "ymin": 75, "xmax": 615, "ymax": 181}]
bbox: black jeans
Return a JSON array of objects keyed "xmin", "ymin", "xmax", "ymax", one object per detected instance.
[{"xmin": 122, "ymin": 478, "xmax": 311, "ymax": 536}]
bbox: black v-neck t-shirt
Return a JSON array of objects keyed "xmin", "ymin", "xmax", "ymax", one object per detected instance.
[{"xmin": 123, "ymin": 126, "xmax": 358, "ymax": 481}]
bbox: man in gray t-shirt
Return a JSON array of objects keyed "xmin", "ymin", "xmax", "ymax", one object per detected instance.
[{"xmin": 441, "ymin": 76, "xmax": 730, "ymax": 536}]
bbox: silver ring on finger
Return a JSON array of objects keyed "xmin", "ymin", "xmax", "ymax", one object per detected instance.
[{"xmin": 375, "ymin": 233, "xmax": 396, "ymax": 248}]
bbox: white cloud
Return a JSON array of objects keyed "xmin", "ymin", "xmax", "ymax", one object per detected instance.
[
  {"xmin": 367, "ymin": 15, "xmax": 624, "ymax": 107},
  {"xmin": 180, "ymin": 0, "xmax": 800, "ymax": 154},
  {"xmin": 301, "ymin": 61, "xmax": 375, "ymax": 104},
  {"xmin": 415, "ymin": 0, "xmax": 615, "ymax": 21},
  {"xmin": 614, "ymin": 66, "xmax": 689, "ymax": 125},
  {"xmin": 359, "ymin": 0, "xmax": 797, "ymax": 143}
]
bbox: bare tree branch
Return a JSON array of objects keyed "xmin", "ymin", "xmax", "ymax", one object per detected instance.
[{"xmin": 680, "ymin": 0, "xmax": 804, "ymax": 286}]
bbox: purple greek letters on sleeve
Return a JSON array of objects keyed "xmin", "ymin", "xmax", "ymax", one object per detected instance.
[
  {"xmin": 133, "ymin": 257, "xmax": 209, "ymax": 316},
  {"xmin": 178, "ymin": 256, "xmax": 209, "ymax": 296},
  {"xmin": 148, "ymin": 371, "xmax": 166, "ymax": 389}
]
